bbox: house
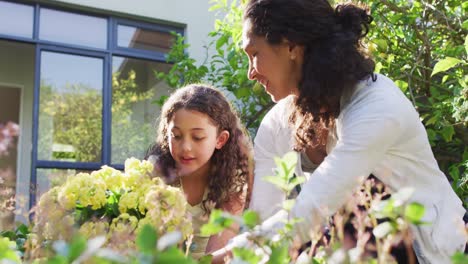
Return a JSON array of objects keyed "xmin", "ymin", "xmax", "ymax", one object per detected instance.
[{"xmin": 0, "ymin": 0, "xmax": 219, "ymax": 228}]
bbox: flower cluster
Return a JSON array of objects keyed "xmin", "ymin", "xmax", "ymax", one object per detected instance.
[{"xmin": 29, "ymin": 158, "xmax": 192, "ymax": 257}]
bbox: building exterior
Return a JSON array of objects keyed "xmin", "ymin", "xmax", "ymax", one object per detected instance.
[{"xmin": 0, "ymin": 0, "xmax": 218, "ymax": 227}]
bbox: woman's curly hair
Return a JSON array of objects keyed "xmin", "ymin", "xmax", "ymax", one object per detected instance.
[
  {"xmin": 244, "ymin": 0, "xmax": 375, "ymax": 150},
  {"xmin": 146, "ymin": 84, "xmax": 253, "ymax": 214}
]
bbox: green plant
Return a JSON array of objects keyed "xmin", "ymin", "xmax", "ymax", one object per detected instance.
[
  {"xmin": 201, "ymin": 152, "xmax": 435, "ymax": 263},
  {"xmin": 362, "ymin": 0, "xmax": 468, "ymax": 205},
  {"xmin": 27, "ymin": 158, "xmax": 193, "ymax": 259},
  {"xmin": 1, "ymin": 223, "xmax": 30, "ymax": 257}
]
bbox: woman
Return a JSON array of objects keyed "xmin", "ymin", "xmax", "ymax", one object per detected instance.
[{"xmin": 241, "ymin": 0, "xmax": 466, "ymax": 263}]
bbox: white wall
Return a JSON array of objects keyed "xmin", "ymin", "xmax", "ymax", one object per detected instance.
[{"xmin": 49, "ymin": 0, "xmax": 220, "ymax": 65}]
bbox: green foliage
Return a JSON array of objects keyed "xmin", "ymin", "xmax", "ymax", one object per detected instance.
[
  {"xmin": 200, "ymin": 153, "xmax": 442, "ymax": 263},
  {"xmin": 362, "ymin": 0, "xmax": 468, "ymax": 205},
  {"xmin": 264, "ymin": 152, "xmax": 305, "ymax": 195},
  {"xmin": 0, "ymin": 223, "xmax": 30, "ymax": 256},
  {"xmin": 200, "ymin": 210, "xmax": 235, "ymax": 236},
  {"xmin": 0, "ymin": 237, "xmax": 21, "ymax": 263},
  {"xmin": 371, "ymin": 187, "xmax": 427, "ymax": 238}
]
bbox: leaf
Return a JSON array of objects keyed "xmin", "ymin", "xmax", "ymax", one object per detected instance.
[
  {"xmin": 200, "ymin": 210, "xmax": 234, "ymax": 236},
  {"xmin": 371, "ymin": 199, "xmax": 396, "ymax": 219},
  {"xmin": 242, "ymin": 210, "xmax": 260, "ymax": 229},
  {"xmin": 155, "ymin": 246, "xmax": 197, "ymax": 263},
  {"xmin": 136, "ymin": 224, "xmax": 158, "ymax": 253},
  {"xmin": 68, "ymin": 236, "xmax": 87, "ymax": 261},
  {"xmin": 282, "ymin": 199, "xmax": 296, "ymax": 211},
  {"xmin": 216, "ymin": 34, "xmax": 229, "ymax": 51},
  {"xmin": 431, "ymin": 57, "xmax": 462, "ymax": 77},
  {"xmin": 232, "ymin": 247, "xmax": 262, "ymax": 264},
  {"xmin": 263, "ymin": 176, "xmax": 287, "ymax": 190},
  {"xmin": 288, "ymin": 176, "xmax": 305, "ymax": 190},
  {"xmin": 440, "ymin": 125, "xmax": 455, "ymax": 142},
  {"xmin": 198, "ymin": 255, "xmax": 213, "ymax": 264},
  {"xmin": 373, "ymin": 222, "xmax": 395, "ymax": 238},
  {"xmin": 267, "ymin": 243, "xmax": 290, "ymax": 264},
  {"xmin": 395, "ymin": 80, "xmax": 408, "ymax": 93},
  {"xmin": 404, "ymin": 202, "xmax": 426, "ymax": 224},
  {"xmin": 282, "ymin": 151, "xmax": 298, "ymax": 167},
  {"xmin": 452, "ymin": 251, "xmax": 468, "ymax": 264}
]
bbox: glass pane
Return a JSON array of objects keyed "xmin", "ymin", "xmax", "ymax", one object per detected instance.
[
  {"xmin": 39, "ymin": 8, "xmax": 107, "ymax": 49},
  {"xmin": 117, "ymin": 24, "xmax": 175, "ymax": 53},
  {"xmin": 111, "ymin": 56, "xmax": 172, "ymax": 164},
  {"xmin": 36, "ymin": 168, "xmax": 91, "ymax": 204},
  {"xmin": 38, "ymin": 51, "xmax": 103, "ymax": 162},
  {"xmin": 0, "ymin": 1, "xmax": 33, "ymax": 38}
]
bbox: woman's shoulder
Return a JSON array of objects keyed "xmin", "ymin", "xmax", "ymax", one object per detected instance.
[{"xmin": 261, "ymin": 95, "xmax": 294, "ymax": 127}]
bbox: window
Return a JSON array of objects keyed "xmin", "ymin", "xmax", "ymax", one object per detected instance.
[
  {"xmin": 38, "ymin": 51, "xmax": 104, "ymax": 163},
  {"xmin": 0, "ymin": 1, "xmax": 184, "ymax": 209},
  {"xmin": 39, "ymin": 8, "xmax": 107, "ymax": 49},
  {"xmin": 117, "ymin": 24, "xmax": 175, "ymax": 53},
  {"xmin": 111, "ymin": 56, "xmax": 172, "ymax": 164}
]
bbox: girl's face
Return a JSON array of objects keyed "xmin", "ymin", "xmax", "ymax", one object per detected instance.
[
  {"xmin": 242, "ymin": 19, "xmax": 304, "ymax": 102},
  {"xmin": 167, "ymin": 109, "xmax": 229, "ymax": 178}
]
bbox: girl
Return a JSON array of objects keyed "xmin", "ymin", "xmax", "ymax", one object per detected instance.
[{"xmin": 146, "ymin": 84, "xmax": 253, "ymax": 262}]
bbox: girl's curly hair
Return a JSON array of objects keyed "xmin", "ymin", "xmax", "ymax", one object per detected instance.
[
  {"xmin": 244, "ymin": 0, "xmax": 375, "ymax": 150},
  {"xmin": 146, "ymin": 84, "xmax": 253, "ymax": 214}
]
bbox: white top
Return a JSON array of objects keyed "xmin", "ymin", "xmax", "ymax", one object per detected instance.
[
  {"xmin": 187, "ymin": 198, "xmax": 210, "ymax": 259},
  {"xmin": 250, "ymin": 74, "xmax": 466, "ymax": 262}
]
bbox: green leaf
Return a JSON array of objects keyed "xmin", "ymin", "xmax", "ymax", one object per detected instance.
[
  {"xmin": 200, "ymin": 210, "xmax": 234, "ymax": 236},
  {"xmin": 267, "ymin": 243, "xmax": 290, "ymax": 264},
  {"xmin": 232, "ymin": 247, "xmax": 262, "ymax": 264},
  {"xmin": 282, "ymin": 199, "xmax": 296, "ymax": 211},
  {"xmin": 155, "ymin": 246, "xmax": 197, "ymax": 263},
  {"xmin": 404, "ymin": 202, "xmax": 426, "ymax": 224},
  {"xmin": 426, "ymin": 128, "xmax": 436, "ymax": 144},
  {"xmin": 68, "ymin": 236, "xmax": 87, "ymax": 262},
  {"xmin": 373, "ymin": 222, "xmax": 395, "ymax": 238},
  {"xmin": 431, "ymin": 57, "xmax": 462, "ymax": 77},
  {"xmin": 242, "ymin": 210, "xmax": 260, "ymax": 229},
  {"xmin": 452, "ymin": 251, "xmax": 468, "ymax": 264},
  {"xmin": 395, "ymin": 80, "xmax": 408, "ymax": 93},
  {"xmin": 136, "ymin": 224, "xmax": 158, "ymax": 253},
  {"xmin": 424, "ymin": 115, "xmax": 438, "ymax": 126},
  {"xmin": 198, "ymin": 255, "xmax": 213, "ymax": 264},
  {"xmin": 216, "ymin": 34, "xmax": 229, "ymax": 51},
  {"xmin": 373, "ymin": 39, "xmax": 388, "ymax": 52},
  {"xmin": 263, "ymin": 176, "xmax": 287, "ymax": 190},
  {"xmin": 440, "ymin": 125, "xmax": 455, "ymax": 142},
  {"xmin": 288, "ymin": 175, "xmax": 305, "ymax": 190},
  {"xmin": 282, "ymin": 151, "xmax": 298, "ymax": 166}
]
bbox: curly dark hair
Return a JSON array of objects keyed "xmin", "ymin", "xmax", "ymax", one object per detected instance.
[
  {"xmin": 146, "ymin": 84, "xmax": 253, "ymax": 214},
  {"xmin": 244, "ymin": 0, "xmax": 375, "ymax": 150}
]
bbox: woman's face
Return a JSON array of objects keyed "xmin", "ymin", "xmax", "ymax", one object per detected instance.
[{"xmin": 242, "ymin": 19, "xmax": 303, "ymax": 102}]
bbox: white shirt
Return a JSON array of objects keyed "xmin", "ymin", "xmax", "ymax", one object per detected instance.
[{"xmin": 250, "ymin": 74, "xmax": 466, "ymax": 262}]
